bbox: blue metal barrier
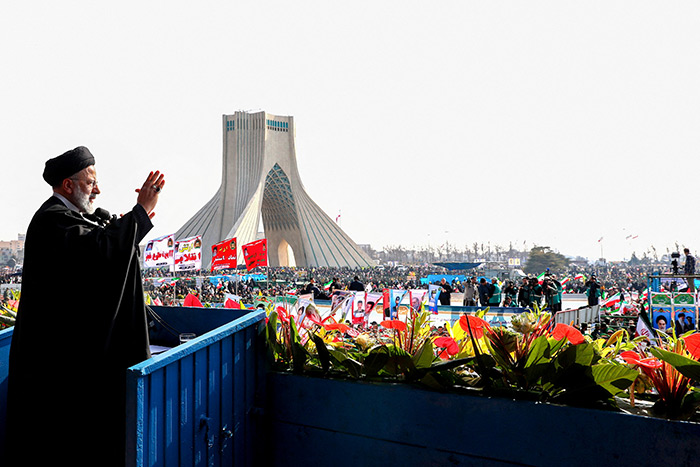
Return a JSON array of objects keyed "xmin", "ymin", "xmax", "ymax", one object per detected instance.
[
  {"xmin": 265, "ymin": 372, "xmax": 700, "ymax": 466},
  {"xmin": 126, "ymin": 308, "xmax": 266, "ymax": 466},
  {"xmin": 0, "ymin": 327, "xmax": 12, "ymax": 455}
]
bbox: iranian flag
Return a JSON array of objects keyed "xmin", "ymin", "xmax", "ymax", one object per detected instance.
[
  {"xmin": 635, "ymin": 308, "xmax": 656, "ymax": 338},
  {"xmin": 560, "ymin": 277, "xmax": 571, "ymax": 285},
  {"xmin": 600, "ymin": 293, "xmax": 621, "ymax": 309},
  {"xmin": 574, "ymin": 274, "xmax": 586, "ymax": 281},
  {"xmin": 537, "ymin": 272, "xmax": 545, "ymax": 284}
]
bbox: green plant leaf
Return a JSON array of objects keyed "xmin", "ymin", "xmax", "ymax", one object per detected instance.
[
  {"xmin": 681, "ymin": 390, "xmax": 700, "ymax": 414},
  {"xmin": 412, "ymin": 339, "xmax": 435, "ymax": 369},
  {"xmin": 291, "ymin": 341, "xmax": 308, "ymax": 374},
  {"xmin": 265, "ymin": 312, "xmax": 286, "ymax": 359},
  {"xmin": 429, "ymin": 356, "xmax": 487, "ymax": 372},
  {"xmin": 591, "ymin": 363, "xmax": 638, "ymax": 396},
  {"xmin": 650, "ymin": 347, "xmax": 700, "ymax": 381},
  {"xmin": 329, "ymin": 349, "xmax": 362, "ymax": 378},
  {"xmin": 525, "ymin": 335, "xmax": 551, "ymax": 369},
  {"xmin": 557, "ymin": 343, "xmax": 595, "ymax": 369},
  {"xmin": 289, "ymin": 314, "xmax": 301, "ymax": 344},
  {"xmin": 364, "ymin": 347, "xmax": 390, "ymax": 376},
  {"xmin": 419, "ymin": 372, "xmax": 451, "ymax": 390},
  {"xmin": 311, "ymin": 334, "xmax": 331, "ymax": 373},
  {"xmin": 523, "ymin": 336, "xmax": 552, "ymax": 387},
  {"xmin": 547, "ymin": 336, "xmax": 567, "ymax": 355},
  {"xmin": 385, "ymin": 354, "xmax": 415, "ymax": 377}
]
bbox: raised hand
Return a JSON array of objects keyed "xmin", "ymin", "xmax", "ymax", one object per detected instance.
[{"xmin": 135, "ymin": 170, "xmax": 165, "ymax": 219}]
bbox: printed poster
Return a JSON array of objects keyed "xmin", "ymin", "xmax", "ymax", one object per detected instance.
[
  {"xmin": 174, "ymin": 236, "xmax": 202, "ymax": 271},
  {"xmin": 428, "ymin": 284, "xmax": 441, "ymax": 314},
  {"xmin": 144, "ymin": 234, "xmax": 175, "ymax": 268},
  {"xmin": 211, "ymin": 237, "xmax": 237, "ymax": 271}
]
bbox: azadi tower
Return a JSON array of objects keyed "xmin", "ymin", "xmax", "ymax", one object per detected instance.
[{"xmin": 175, "ymin": 110, "xmax": 373, "ymax": 268}]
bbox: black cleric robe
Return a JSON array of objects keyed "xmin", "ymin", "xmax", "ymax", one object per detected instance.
[{"xmin": 6, "ymin": 196, "xmax": 153, "ymax": 467}]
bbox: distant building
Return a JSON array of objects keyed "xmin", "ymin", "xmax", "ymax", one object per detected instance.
[{"xmin": 0, "ymin": 235, "xmax": 25, "ymax": 265}]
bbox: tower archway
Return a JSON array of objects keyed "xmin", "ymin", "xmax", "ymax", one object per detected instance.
[{"xmin": 175, "ymin": 111, "xmax": 373, "ymax": 268}]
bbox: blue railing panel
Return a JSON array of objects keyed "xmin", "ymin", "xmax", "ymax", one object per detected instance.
[
  {"xmin": 164, "ymin": 364, "xmax": 179, "ymax": 465},
  {"xmin": 178, "ymin": 353, "xmax": 195, "ymax": 466},
  {"xmin": 148, "ymin": 369, "xmax": 164, "ymax": 466},
  {"xmin": 126, "ymin": 308, "xmax": 265, "ymax": 467},
  {"xmin": 206, "ymin": 341, "xmax": 222, "ymax": 466},
  {"xmin": 244, "ymin": 326, "xmax": 256, "ymax": 465},
  {"xmin": 193, "ymin": 347, "xmax": 208, "ymax": 465},
  {"xmin": 0, "ymin": 327, "xmax": 13, "ymax": 456},
  {"xmin": 220, "ymin": 335, "xmax": 234, "ymax": 465},
  {"xmin": 232, "ymin": 330, "xmax": 245, "ymax": 466}
]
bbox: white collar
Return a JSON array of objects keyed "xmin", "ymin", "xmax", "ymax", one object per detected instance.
[{"xmin": 52, "ymin": 192, "xmax": 81, "ymax": 213}]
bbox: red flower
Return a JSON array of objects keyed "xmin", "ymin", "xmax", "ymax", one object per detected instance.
[
  {"xmin": 434, "ymin": 336, "xmax": 459, "ymax": 357},
  {"xmin": 323, "ymin": 323, "xmax": 351, "ymax": 333},
  {"xmin": 380, "ymin": 320, "xmax": 407, "ymax": 332},
  {"xmin": 620, "ymin": 350, "xmax": 663, "ymax": 369},
  {"xmin": 458, "ymin": 315, "xmax": 490, "ymax": 339},
  {"xmin": 276, "ymin": 306, "xmax": 290, "ymax": 323},
  {"xmin": 683, "ymin": 333, "xmax": 700, "ymax": 360},
  {"xmin": 551, "ymin": 323, "xmax": 585, "ymax": 345},
  {"xmin": 304, "ymin": 313, "xmax": 324, "ymax": 326}
]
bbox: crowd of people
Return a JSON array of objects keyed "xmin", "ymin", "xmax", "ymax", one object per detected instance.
[
  {"xmin": 135, "ymin": 263, "xmax": 669, "ymax": 312},
  {"xmin": 3, "ymin": 260, "xmax": 684, "ymax": 309}
]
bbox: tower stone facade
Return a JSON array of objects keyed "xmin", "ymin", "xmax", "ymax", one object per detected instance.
[{"xmin": 175, "ymin": 111, "xmax": 373, "ymax": 268}]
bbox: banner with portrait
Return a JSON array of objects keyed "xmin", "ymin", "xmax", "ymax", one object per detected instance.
[
  {"xmin": 651, "ymin": 307, "xmax": 672, "ymax": 334},
  {"xmin": 174, "ymin": 236, "xmax": 202, "ymax": 271},
  {"xmin": 211, "ymin": 237, "xmax": 237, "ymax": 271},
  {"xmin": 351, "ymin": 292, "xmax": 367, "ymax": 324},
  {"xmin": 427, "ymin": 284, "xmax": 441, "ymax": 314},
  {"xmin": 409, "ymin": 289, "xmax": 427, "ymax": 314},
  {"xmin": 390, "ymin": 289, "xmax": 410, "ymax": 319},
  {"xmin": 330, "ymin": 290, "xmax": 354, "ymax": 322},
  {"xmin": 144, "ymin": 234, "xmax": 175, "ymax": 269},
  {"xmin": 242, "ymin": 239, "xmax": 268, "ymax": 271}
]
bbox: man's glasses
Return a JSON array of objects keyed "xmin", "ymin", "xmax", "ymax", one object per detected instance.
[{"xmin": 71, "ymin": 177, "xmax": 99, "ymax": 189}]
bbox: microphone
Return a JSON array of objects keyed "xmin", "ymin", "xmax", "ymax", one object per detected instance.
[
  {"xmin": 94, "ymin": 207, "xmax": 112, "ymax": 222},
  {"xmin": 85, "ymin": 208, "xmax": 115, "ymax": 226}
]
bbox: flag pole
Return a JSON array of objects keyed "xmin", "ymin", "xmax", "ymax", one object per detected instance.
[{"xmin": 171, "ymin": 266, "xmax": 176, "ymax": 306}]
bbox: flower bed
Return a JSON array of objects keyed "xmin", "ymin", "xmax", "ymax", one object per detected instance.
[
  {"xmin": 265, "ymin": 304, "xmax": 700, "ymax": 420},
  {"xmin": 262, "ymin": 303, "xmax": 700, "ymax": 465}
]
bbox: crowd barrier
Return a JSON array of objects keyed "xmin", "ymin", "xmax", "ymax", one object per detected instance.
[{"xmin": 554, "ymin": 304, "xmax": 600, "ymax": 325}]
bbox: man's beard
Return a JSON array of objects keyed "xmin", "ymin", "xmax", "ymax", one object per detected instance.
[{"xmin": 74, "ymin": 186, "xmax": 97, "ymax": 214}]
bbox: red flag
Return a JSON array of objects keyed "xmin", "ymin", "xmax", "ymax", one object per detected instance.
[
  {"xmin": 224, "ymin": 298, "xmax": 241, "ymax": 309},
  {"xmin": 184, "ymin": 293, "xmax": 204, "ymax": 307},
  {"xmin": 242, "ymin": 239, "xmax": 268, "ymax": 271},
  {"xmin": 211, "ymin": 237, "xmax": 237, "ymax": 271}
]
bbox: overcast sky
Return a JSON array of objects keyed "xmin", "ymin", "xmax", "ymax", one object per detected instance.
[{"xmin": 2, "ymin": 1, "xmax": 699, "ymax": 262}]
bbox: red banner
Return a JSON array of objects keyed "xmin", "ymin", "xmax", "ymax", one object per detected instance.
[
  {"xmin": 211, "ymin": 237, "xmax": 237, "ymax": 271},
  {"xmin": 242, "ymin": 239, "xmax": 268, "ymax": 271}
]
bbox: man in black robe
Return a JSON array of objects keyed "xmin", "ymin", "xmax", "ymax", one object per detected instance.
[
  {"xmin": 6, "ymin": 146, "xmax": 165, "ymax": 466},
  {"xmin": 438, "ymin": 278, "xmax": 452, "ymax": 306}
]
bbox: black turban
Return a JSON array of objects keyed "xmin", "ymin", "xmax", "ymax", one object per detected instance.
[{"xmin": 43, "ymin": 146, "xmax": 95, "ymax": 187}]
